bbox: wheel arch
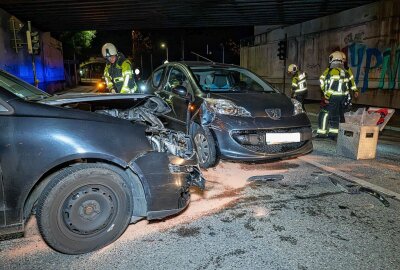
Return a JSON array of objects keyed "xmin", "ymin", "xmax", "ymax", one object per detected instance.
[
  {"xmin": 22, "ymin": 157, "xmax": 147, "ymax": 224},
  {"xmin": 189, "ymin": 121, "xmax": 221, "ymax": 155}
]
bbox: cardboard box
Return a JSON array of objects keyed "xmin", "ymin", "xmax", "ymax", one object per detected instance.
[{"xmin": 336, "ymin": 123, "xmax": 379, "ymax": 160}]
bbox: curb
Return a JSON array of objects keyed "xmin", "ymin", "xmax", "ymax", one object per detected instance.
[{"xmin": 299, "ymin": 156, "xmax": 400, "ymax": 202}]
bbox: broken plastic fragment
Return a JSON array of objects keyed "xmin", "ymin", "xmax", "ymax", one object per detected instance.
[
  {"xmin": 329, "ymin": 177, "xmax": 390, "ymax": 207},
  {"xmin": 247, "ymin": 174, "xmax": 284, "ymax": 182}
]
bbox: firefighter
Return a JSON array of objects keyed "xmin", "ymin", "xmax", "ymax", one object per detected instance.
[
  {"xmin": 316, "ymin": 51, "xmax": 351, "ymax": 138},
  {"xmin": 288, "ymin": 64, "xmax": 308, "ymax": 108},
  {"xmin": 340, "ymin": 52, "xmax": 359, "ymax": 120},
  {"xmin": 341, "ymin": 52, "xmax": 359, "ymax": 98},
  {"xmin": 101, "ymin": 43, "xmax": 137, "ymax": 93}
]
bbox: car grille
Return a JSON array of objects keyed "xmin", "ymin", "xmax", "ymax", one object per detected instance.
[
  {"xmin": 242, "ymin": 141, "xmax": 308, "ymax": 153},
  {"xmin": 231, "ymin": 127, "xmax": 310, "ymax": 154}
]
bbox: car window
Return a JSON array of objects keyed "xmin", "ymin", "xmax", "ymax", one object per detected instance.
[
  {"xmin": 189, "ymin": 66, "xmax": 276, "ymax": 93},
  {"xmin": 0, "ymin": 70, "xmax": 51, "ymax": 100},
  {"xmin": 0, "ymin": 97, "xmax": 12, "ymax": 114},
  {"xmin": 165, "ymin": 67, "xmax": 191, "ymax": 93},
  {"xmin": 152, "ymin": 68, "xmax": 165, "ymax": 88},
  {"xmin": 0, "ymin": 104, "xmax": 8, "ymax": 112}
]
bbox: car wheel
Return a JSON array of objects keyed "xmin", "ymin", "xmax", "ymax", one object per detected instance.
[
  {"xmin": 36, "ymin": 163, "xmax": 133, "ymax": 254},
  {"xmin": 193, "ymin": 126, "xmax": 218, "ymax": 168}
]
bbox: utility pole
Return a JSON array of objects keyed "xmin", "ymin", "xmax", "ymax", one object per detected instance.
[
  {"xmin": 150, "ymin": 53, "xmax": 153, "ymax": 72},
  {"xmin": 220, "ymin": 43, "xmax": 225, "ymax": 63},
  {"xmin": 72, "ymin": 39, "xmax": 78, "ymax": 86},
  {"xmin": 27, "ymin": 21, "xmax": 38, "ymax": 87},
  {"xmin": 277, "ymin": 34, "xmax": 288, "ymax": 95},
  {"xmin": 283, "ymin": 34, "xmax": 287, "ymax": 95},
  {"xmin": 181, "ymin": 35, "xmax": 185, "ymax": 60}
]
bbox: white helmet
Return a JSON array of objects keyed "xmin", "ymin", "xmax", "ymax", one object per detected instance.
[
  {"xmin": 288, "ymin": 64, "xmax": 298, "ymax": 73},
  {"xmin": 340, "ymin": 51, "xmax": 347, "ymax": 62},
  {"xmin": 102, "ymin": 43, "xmax": 117, "ymax": 58},
  {"xmin": 329, "ymin": 51, "xmax": 344, "ymax": 63}
]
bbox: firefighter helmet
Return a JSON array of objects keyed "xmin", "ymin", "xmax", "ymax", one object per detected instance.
[
  {"xmin": 288, "ymin": 64, "xmax": 298, "ymax": 73},
  {"xmin": 102, "ymin": 43, "xmax": 117, "ymax": 58},
  {"xmin": 340, "ymin": 52, "xmax": 347, "ymax": 62},
  {"xmin": 329, "ymin": 51, "xmax": 344, "ymax": 63}
]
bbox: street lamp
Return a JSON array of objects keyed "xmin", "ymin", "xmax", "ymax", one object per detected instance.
[{"xmin": 161, "ymin": 42, "xmax": 169, "ymax": 62}]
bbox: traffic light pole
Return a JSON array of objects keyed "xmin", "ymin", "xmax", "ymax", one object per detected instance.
[
  {"xmin": 28, "ymin": 21, "xmax": 38, "ymax": 87},
  {"xmin": 283, "ymin": 34, "xmax": 287, "ymax": 96}
]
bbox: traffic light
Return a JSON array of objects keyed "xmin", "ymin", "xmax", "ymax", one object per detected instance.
[
  {"xmin": 277, "ymin": 40, "xmax": 287, "ymax": 60},
  {"xmin": 26, "ymin": 31, "xmax": 40, "ymax": 55}
]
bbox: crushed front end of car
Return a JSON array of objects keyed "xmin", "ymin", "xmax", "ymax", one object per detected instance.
[{"xmin": 96, "ymin": 96, "xmax": 205, "ymax": 219}]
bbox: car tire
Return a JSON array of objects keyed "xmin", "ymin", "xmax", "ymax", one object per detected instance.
[
  {"xmin": 193, "ymin": 125, "xmax": 218, "ymax": 168},
  {"xmin": 36, "ymin": 163, "xmax": 133, "ymax": 254}
]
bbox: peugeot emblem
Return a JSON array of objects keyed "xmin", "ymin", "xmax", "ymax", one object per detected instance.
[{"xmin": 265, "ymin": 108, "xmax": 281, "ymax": 120}]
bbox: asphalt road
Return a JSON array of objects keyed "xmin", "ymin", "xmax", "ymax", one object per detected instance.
[{"xmin": 1, "ymin": 137, "xmax": 399, "ymax": 270}]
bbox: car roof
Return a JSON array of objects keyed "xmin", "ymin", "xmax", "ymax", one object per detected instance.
[{"xmin": 168, "ymin": 61, "xmax": 241, "ymax": 69}]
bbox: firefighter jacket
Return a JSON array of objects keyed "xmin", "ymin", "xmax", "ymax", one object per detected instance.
[
  {"xmin": 104, "ymin": 53, "xmax": 137, "ymax": 93},
  {"xmin": 319, "ymin": 68, "xmax": 351, "ymax": 99},
  {"xmin": 291, "ymin": 71, "xmax": 308, "ymax": 97},
  {"xmin": 346, "ymin": 67, "xmax": 358, "ymax": 94}
]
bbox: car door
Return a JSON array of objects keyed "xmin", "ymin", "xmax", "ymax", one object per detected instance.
[
  {"xmin": 0, "ymin": 98, "xmax": 12, "ymax": 228},
  {"xmin": 0, "ymin": 165, "xmax": 4, "ymax": 228},
  {"xmin": 156, "ymin": 66, "xmax": 193, "ymax": 131}
]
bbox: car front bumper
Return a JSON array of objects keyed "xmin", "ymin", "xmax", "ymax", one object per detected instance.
[
  {"xmin": 129, "ymin": 151, "xmax": 205, "ymax": 220},
  {"xmin": 207, "ymin": 113, "xmax": 313, "ymax": 161}
]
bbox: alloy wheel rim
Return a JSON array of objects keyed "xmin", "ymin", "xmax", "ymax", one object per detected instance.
[{"xmin": 194, "ymin": 133, "xmax": 209, "ymax": 164}]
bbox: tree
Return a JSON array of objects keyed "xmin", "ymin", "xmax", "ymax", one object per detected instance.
[
  {"xmin": 58, "ymin": 31, "xmax": 96, "ymax": 60},
  {"xmin": 226, "ymin": 39, "xmax": 240, "ymax": 56}
]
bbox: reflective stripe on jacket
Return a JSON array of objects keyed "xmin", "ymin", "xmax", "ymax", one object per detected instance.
[
  {"xmin": 319, "ymin": 68, "xmax": 350, "ymax": 99},
  {"xmin": 291, "ymin": 71, "xmax": 307, "ymax": 95}
]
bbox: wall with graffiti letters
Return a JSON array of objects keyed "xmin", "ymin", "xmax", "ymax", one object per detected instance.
[{"xmin": 241, "ymin": 1, "xmax": 400, "ymax": 108}]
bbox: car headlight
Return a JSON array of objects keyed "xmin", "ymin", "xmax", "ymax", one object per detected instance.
[
  {"xmin": 204, "ymin": 98, "xmax": 252, "ymax": 117},
  {"xmin": 139, "ymin": 84, "xmax": 147, "ymax": 91},
  {"xmin": 292, "ymin": 98, "xmax": 304, "ymax": 115}
]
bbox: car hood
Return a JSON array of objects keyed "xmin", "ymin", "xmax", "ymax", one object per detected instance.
[
  {"xmin": 208, "ymin": 91, "xmax": 294, "ymax": 117},
  {"xmin": 40, "ymin": 93, "xmax": 154, "ymax": 107}
]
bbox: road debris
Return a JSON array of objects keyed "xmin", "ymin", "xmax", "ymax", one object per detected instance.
[
  {"xmin": 247, "ymin": 174, "xmax": 284, "ymax": 182},
  {"xmin": 329, "ymin": 177, "xmax": 390, "ymax": 207}
]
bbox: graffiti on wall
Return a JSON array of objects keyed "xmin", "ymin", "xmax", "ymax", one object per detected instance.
[{"xmin": 342, "ymin": 32, "xmax": 400, "ymax": 92}]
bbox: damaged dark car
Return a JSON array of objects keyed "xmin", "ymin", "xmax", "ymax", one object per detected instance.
[
  {"xmin": 147, "ymin": 62, "xmax": 313, "ymax": 168},
  {"xmin": 0, "ymin": 69, "xmax": 205, "ymax": 254}
]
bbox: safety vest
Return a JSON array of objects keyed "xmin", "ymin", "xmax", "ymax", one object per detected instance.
[
  {"xmin": 291, "ymin": 71, "xmax": 307, "ymax": 95},
  {"xmin": 104, "ymin": 53, "xmax": 137, "ymax": 93},
  {"xmin": 319, "ymin": 68, "xmax": 350, "ymax": 99}
]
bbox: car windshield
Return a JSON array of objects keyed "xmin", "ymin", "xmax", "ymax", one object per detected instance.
[
  {"xmin": 189, "ymin": 65, "xmax": 276, "ymax": 93},
  {"xmin": 0, "ymin": 70, "xmax": 51, "ymax": 101}
]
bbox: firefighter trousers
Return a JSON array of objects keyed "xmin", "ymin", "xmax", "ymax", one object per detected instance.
[
  {"xmin": 294, "ymin": 93, "xmax": 307, "ymax": 111},
  {"xmin": 317, "ymin": 95, "xmax": 346, "ymax": 136}
]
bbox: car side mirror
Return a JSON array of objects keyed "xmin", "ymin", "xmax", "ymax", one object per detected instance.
[{"xmin": 172, "ymin": 85, "xmax": 192, "ymax": 101}]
